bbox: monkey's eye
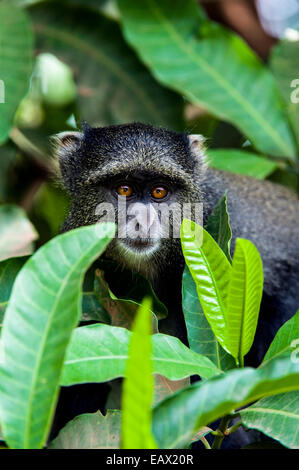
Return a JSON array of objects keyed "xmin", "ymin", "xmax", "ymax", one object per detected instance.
[
  {"xmin": 116, "ymin": 185, "xmax": 134, "ymax": 197},
  {"xmin": 151, "ymin": 186, "xmax": 168, "ymax": 200}
]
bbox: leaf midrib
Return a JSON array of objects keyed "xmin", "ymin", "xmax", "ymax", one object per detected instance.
[
  {"xmin": 237, "ymin": 245, "xmax": 247, "ymax": 362},
  {"xmin": 197, "ymin": 245, "xmax": 227, "ymax": 330},
  {"xmin": 65, "ymin": 354, "xmax": 216, "ymax": 369},
  {"xmin": 241, "ymin": 406, "xmax": 299, "ymax": 419}
]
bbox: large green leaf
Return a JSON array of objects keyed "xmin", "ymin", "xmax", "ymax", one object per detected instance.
[
  {"xmin": 270, "ymin": 38, "xmax": 299, "ymax": 146},
  {"xmin": 207, "ymin": 149, "xmax": 277, "ymax": 179},
  {"xmin": 152, "ymin": 352, "xmax": 299, "ymax": 448},
  {"xmin": 181, "ymin": 220, "xmax": 231, "ymax": 352},
  {"xmin": 121, "ymin": 298, "xmax": 157, "ymax": 449},
  {"xmin": 0, "ymin": 4, "xmax": 34, "ymax": 143},
  {"xmin": 262, "ymin": 310, "xmax": 299, "ymax": 363},
  {"xmin": 49, "ymin": 410, "xmax": 121, "ymax": 449},
  {"xmin": 31, "ymin": 3, "xmax": 183, "ymax": 129},
  {"xmin": 182, "ymin": 196, "xmax": 235, "ymax": 370},
  {"xmin": 0, "ymin": 222, "xmax": 115, "ymax": 449},
  {"xmin": 226, "ymin": 238, "xmax": 263, "ymax": 365},
  {"xmin": 182, "ymin": 266, "xmax": 235, "ymax": 371},
  {"xmin": 0, "ymin": 205, "xmax": 38, "ymax": 262},
  {"xmin": 118, "ymin": 0, "xmax": 296, "ymax": 159},
  {"xmin": 240, "ymin": 391, "xmax": 299, "ymax": 449},
  {"xmin": 61, "ymin": 323, "xmax": 221, "ymax": 385}
]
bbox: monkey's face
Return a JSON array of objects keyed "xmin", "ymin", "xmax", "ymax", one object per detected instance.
[
  {"xmin": 85, "ymin": 167, "xmax": 195, "ymax": 279},
  {"xmin": 112, "ymin": 177, "xmax": 170, "ymax": 253},
  {"xmin": 99, "ymin": 173, "xmax": 184, "ymax": 270},
  {"xmin": 55, "ymin": 123, "xmax": 206, "ymax": 278}
]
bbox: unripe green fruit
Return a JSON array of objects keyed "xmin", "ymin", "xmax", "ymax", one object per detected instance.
[{"xmin": 35, "ymin": 53, "xmax": 77, "ymax": 106}]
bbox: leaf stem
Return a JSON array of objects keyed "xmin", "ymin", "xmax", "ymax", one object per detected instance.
[
  {"xmin": 211, "ymin": 415, "xmax": 231, "ymax": 449},
  {"xmin": 201, "ymin": 436, "xmax": 211, "ymax": 449},
  {"xmin": 226, "ymin": 419, "xmax": 242, "ymax": 435},
  {"xmin": 238, "ymin": 354, "xmax": 244, "ymax": 368}
]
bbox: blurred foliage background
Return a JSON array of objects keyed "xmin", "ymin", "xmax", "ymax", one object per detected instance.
[{"xmin": 0, "ymin": 0, "xmax": 298, "ymax": 253}]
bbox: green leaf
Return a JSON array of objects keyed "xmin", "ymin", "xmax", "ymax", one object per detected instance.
[
  {"xmin": 31, "ymin": 3, "xmax": 183, "ymax": 129},
  {"xmin": 0, "ymin": 205, "xmax": 38, "ymax": 262},
  {"xmin": 226, "ymin": 238, "xmax": 263, "ymax": 365},
  {"xmin": 81, "ymin": 267, "xmax": 112, "ymax": 324},
  {"xmin": 270, "ymin": 38, "xmax": 299, "ymax": 146},
  {"xmin": 93, "ymin": 260, "xmax": 167, "ymax": 329},
  {"xmin": 205, "ymin": 193, "xmax": 232, "ymax": 263},
  {"xmin": 82, "ymin": 290, "xmax": 112, "ymax": 323},
  {"xmin": 263, "ymin": 310, "xmax": 299, "ymax": 363},
  {"xmin": 121, "ymin": 298, "xmax": 157, "ymax": 449},
  {"xmin": 49, "ymin": 410, "xmax": 121, "ymax": 449},
  {"xmin": 240, "ymin": 391, "xmax": 299, "ymax": 449},
  {"xmin": 181, "ymin": 220, "xmax": 231, "ymax": 353},
  {"xmin": 82, "ymin": 266, "xmax": 159, "ymax": 329},
  {"xmin": 182, "ymin": 196, "xmax": 235, "ymax": 370},
  {"xmin": 100, "ymin": 260, "xmax": 167, "ymax": 320},
  {"xmin": 152, "ymin": 353, "xmax": 299, "ymax": 448},
  {"xmin": 0, "ymin": 4, "xmax": 33, "ymax": 144},
  {"xmin": 61, "ymin": 323, "xmax": 220, "ymax": 386},
  {"xmin": 118, "ymin": 0, "xmax": 296, "ymax": 158},
  {"xmin": 0, "ymin": 256, "xmax": 28, "ymax": 322},
  {"xmin": 0, "ymin": 222, "xmax": 115, "ymax": 449},
  {"xmin": 207, "ymin": 149, "xmax": 277, "ymax": 179},
  {"xmin": 182, "ymin": 266, "xmax": 235, "ymax": 371}
]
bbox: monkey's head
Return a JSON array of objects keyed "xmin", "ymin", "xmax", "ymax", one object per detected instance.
[{"xmin": 54, "ymin": 123, "xmax": 206, "ymax": 279}]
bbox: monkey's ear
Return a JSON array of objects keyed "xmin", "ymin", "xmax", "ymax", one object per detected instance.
[
  {"xmin": 52, "ymin": 131, "xmax": 84, "ymax": 160},
  {"xmin": 188, "ymin": 134, "xmax": 208, "ymax": 176},
  {"xmin": 51, "ymin": 131, "xmax": 85, "ymax": 191},
  {"xmin": 188, "ymin": 134, "xmax": 205, "ymax": 155}
]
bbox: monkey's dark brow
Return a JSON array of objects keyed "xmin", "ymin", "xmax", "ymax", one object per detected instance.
[{"xmin": 86, "ymin": 169, "xmax": 189, "ymax": 188}]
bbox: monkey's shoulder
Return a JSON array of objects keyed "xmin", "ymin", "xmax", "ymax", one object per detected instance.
[
  {"xmin": 202, "ymin": 168, "xmax": 299, "ymax": 277},
  {"xmin": 202, "ymin": 167, "xmax": 299, "ymax": 227}
]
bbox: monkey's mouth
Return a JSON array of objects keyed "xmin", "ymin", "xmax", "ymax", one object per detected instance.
[
  {"xmin": 124, "ymin": 237, "xmax": 155, "ymax": 250},
  {"xmin": 118, "ymin": 237, "xmax": 160, "ymax": 256}
]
